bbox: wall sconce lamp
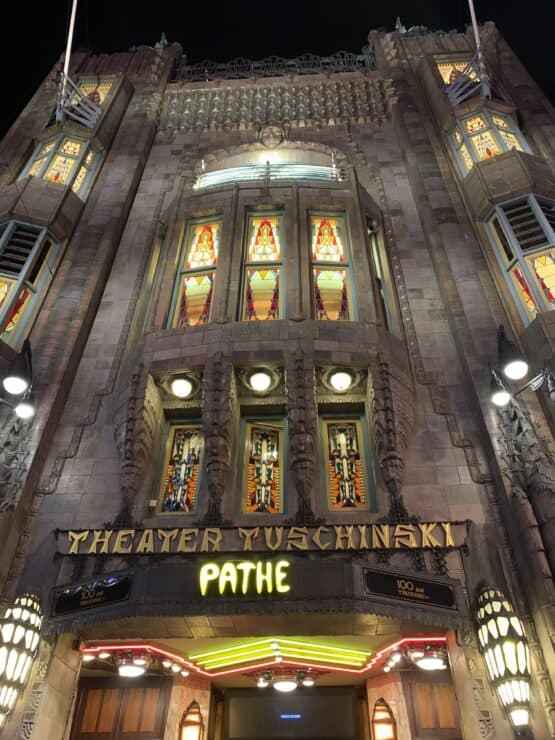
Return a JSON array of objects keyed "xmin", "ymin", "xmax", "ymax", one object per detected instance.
[
  {"xmin": 1, "ymin": 340, "xmax": 35, "ymax": 420},
  {"xmin": 0, "ymin": 594, "xmax": 43, "ymax": 730},
  {"xmin": 371, "ymin": 698, "xmax": 397, "ymax": 740},
  {"xmin": 476, "ymin": 587, "xmax": 531, "ymax": 731},
  {"xmin": 180, "ymin": 700, "xmax": 204, "ymax": 740}
]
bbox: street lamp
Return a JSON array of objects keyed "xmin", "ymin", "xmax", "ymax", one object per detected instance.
[{"xmin": 0, "ymin": 340, "xmax": 35, "ymax": 420}]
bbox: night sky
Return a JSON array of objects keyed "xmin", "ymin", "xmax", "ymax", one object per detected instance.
[{"xmin": 1, "ymin": 0, "xmax": 553, "ymax": 138}]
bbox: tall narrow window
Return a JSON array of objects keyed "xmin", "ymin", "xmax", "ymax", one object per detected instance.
[
  {"xmin": 159, "ymin": 423, "xmax": 203, "ymax": 513},
  {"xmin": 486, "ymin": 195, "xmax": 555, "ymax": 322},
  {"xmin": 242, "ymin": 214, "xmax": 282, "ymax": 320},
  {"xmin": 322, "ymin": 417, "xmax": 370, "ymax": 511},
  {"xmin": 242, "ymin": 420, "xmax": 284, "ymax": 514},
  {"xmin": 0, "ymin": 221, "xmax": 61, "ymax": 346},
  {"xmin": 170, "ymin": 219, "xmax": 221, "ymax": 328},
  {"xmin": 311, "ymin": 215, "xmax": 353, "ymax": 320},
  {"xmin": 367, "ymin": 220, "xmax": 392, "ymax": 330}
]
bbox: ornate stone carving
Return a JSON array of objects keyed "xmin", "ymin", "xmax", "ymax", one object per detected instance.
[
  {"xmin": 259, "ymin": 123, "xmax": 288, "ymax": 148},
  {"xmin": 113, "ymin": 366, "xmax": 163, "ymax": 503},
  {"xmin": 285, "ymin": 350, "xmax": 319, "ymax": 525},
  {"xmin": 160, "ymin": 78, "xmax": 395, "ymax": 133},
  {"xmin": 202, "ymin": 353, "xmax": 235, "ymax": 524},
  {"xmin": 0, "ymin": 409, "xmax": 32, "ymax": 511}
]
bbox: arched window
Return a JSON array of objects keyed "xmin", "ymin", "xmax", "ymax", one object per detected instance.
[
  {"xmin": 371, "ymin": 698, "xmax": 397, "ymax": 740},
  {"xmin": 180, "ymin": 700, "xmax": 204, "ymax": 740},
  {"xmin": 486, "ymin": 195, "xmax": 555, "ymax": 322}
]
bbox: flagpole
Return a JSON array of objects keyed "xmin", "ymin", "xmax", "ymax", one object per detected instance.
[
  {"xmin": 467, "ymin": 0, "xmax": 491, "ymax": 98},
  {"xmin": 61, "ymin": 0, "xmax": 79, "ymax": 107}
]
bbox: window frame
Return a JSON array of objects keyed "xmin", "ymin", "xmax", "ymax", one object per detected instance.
[
  {"xmin": 310, "ymin": 212, "xmax": 357, "ymax": 321},
  {"xmin": 486, "ymin": 194, "xmax": 555, "ymax": 323}
]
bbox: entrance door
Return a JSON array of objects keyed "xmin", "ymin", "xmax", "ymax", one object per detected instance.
[
  {"xmin": 70, "ymin": 677, "xmax": 170, "ymax": 740},
  {"xmin": 403, "ymin": 673, "xmax": 462, "ymax": 739},
  {"xmin": 224, "ymin": 687, "xmax": 361, "ymax": 740}
]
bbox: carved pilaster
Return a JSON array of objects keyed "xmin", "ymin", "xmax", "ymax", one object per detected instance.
[
  {"xmin": 286, "ymin": 350, "xmax": 319, "ymax": 525},
  {"xmin": 113, "ymin": 366, "xmax": 163, "ymax": 503},
  {"xmin": 202, "ymin": 353, "xmax": 235, "ymax": 524}
]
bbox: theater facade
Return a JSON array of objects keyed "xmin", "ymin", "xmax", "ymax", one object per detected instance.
[{"xmin": 0, "ymin": 18, "xmax": 555, "ymax": 740}]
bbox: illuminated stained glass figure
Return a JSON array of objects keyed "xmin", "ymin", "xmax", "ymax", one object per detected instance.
[
  {"xmin": 436, "ymin": 60, "xmax": 479, "ymax": 86},
  {"xmin": 161, "ymin": 426, "xmax": 203, "ymax": 512},
  {"xmin": 244, "ymin": 422, "xmax": 282, "ymax": 513},
  {"xmin": 325, "ymin": 420, "xmax": 366, "ymax": 510},
  {"xmin": 311, "ymin": 216, "xmax": 351, "ymax": 320},
  {"xmin": 21, "ymin": 135, "xmax": 98, "ymax": 198},
  {"xmin": 243, "ymin": 216, "xmax": 282, "ymax": 320},
  {"xmin": 530, "ymin": 252, "xmax": 555, "ymax": 307},
  {"xmin": 174, "ymin": 221, "xmax": 220, "ymax": 327},
  {"xmin": 3, "ymin": 287, "xmax": 30, "ymax": 334}
]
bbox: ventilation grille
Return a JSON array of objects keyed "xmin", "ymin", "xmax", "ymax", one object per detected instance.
[
  {"xmin": 501, "ymin": 199, "xmax": 548, "ymax": 252},
  {"xmin": 538, "ymin": 197, "xmax": 555, "ymax": 235},
  {"xmin": 0, "ymin": 224, "xmax": 41, "ymax": 276}
]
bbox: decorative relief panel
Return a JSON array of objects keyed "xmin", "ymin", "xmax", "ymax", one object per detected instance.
[{"xmin": 160, "ymin": 78, "xmax": 396, "ymax": 133}]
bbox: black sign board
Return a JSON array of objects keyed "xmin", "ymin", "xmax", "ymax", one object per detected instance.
[
  {"xmin": 362, "ymin": 567, "xmax": 456, "ymax": 610},
  {"xmin": 53, "ymin": 575, "xmax": 132, "ymax": 616}
]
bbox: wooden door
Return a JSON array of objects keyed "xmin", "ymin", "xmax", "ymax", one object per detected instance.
[
  {"xmin": 71, "ymin": 678, "xmax": 170, "ymax": 740},
  {"xmin": 403, "ymin": 673, "xmax": 462, "ymax": 739}
]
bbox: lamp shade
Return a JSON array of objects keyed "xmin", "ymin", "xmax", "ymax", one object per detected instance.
[
  {"xmin": 371, "ymin": 698, "xmax": 397, "ymax": 740},
  {"xmin": 0, "ymin": 594, "xmax": 42, "ymax": 729},
  {"xmin": 476, "ymin": 587, "xmax": 531, "ymax": 729},
  {"xmin": 180, "ymin": 700, "xmax": 204, "ymax": 740}
]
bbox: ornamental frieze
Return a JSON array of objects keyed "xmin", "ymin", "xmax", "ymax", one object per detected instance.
[{"xmin": 159, "ymin": 78, "xmax": 397, "ymax": 133}]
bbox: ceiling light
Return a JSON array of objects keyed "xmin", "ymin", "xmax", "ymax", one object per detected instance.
[
  {"xmin": 133, "ymin": 656, "xmax": 148, "ymax": 666},
  {"xmin": 498, "ymin": 325, "xmax": 528, "ymax": 381},
  {"xmin": 273, "ymin": 678, "xmax": 298, "ymax": 693},
  {"xmin": 171, "ymin": 378, "xmax": 193, "ymax": 398},
  {"xmin": 82, "ymin": 654, "xmax": 95, "ymax": 663},
  {"xmin": 180, "ymin": 669, "xmax": 189, "ymax": 677},
  {"xmin": 116, "ymin": 656, "xmax": 146, "ymax": 678},
  {"xmin": 171, "ymin": 664, "xmax": 181, "ymax": 673},
  {"xmin": 301, "ymin": 675, "xmax": 314, "ymax": 687},
  {"xmin": 329, "ymin": 370, "xmax": 352, "ymax": 392},
  {"xmin": 248, "ymin": 370, "xmax": 272, "ymax": 393},
  {"xmin": 390, "ymin": 652, "xmax": 402, "ymax": 664},
  {"xmin": 14, "ymin": 399, "xmax": 34, "ymax": 420},
  {"xmin": 2, "ymin": 341, "xmax": 32, "ymax": 396},
  {"xmin": 257, "ymin": 676, "xmax": 269, "ymax": 688},
  {"xmin": 413, "ymin": 649, "xmax": 447, "ymax": 671},
  {"xmin": 162, "ymin": 660, "xmax": 172, "ymax": 668},
  {"xmin": 98, "ymin": 652, "xmax": 111, "ymax": 660}
]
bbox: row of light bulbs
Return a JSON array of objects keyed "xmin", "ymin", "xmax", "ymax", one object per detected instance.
[
  {"xmin": 382, "ymin": 645, "xmax": 447, "ymax": 673},
  {"xmin": 82, "ymin": 651, "xmax": 190, "ymax": 679},
  {"xmin": 256, "ymin": 670, "xmax": 315, "ymax": 692}
]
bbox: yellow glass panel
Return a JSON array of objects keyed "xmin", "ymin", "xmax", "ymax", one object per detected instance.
[
  {"xmin": 60, "ymin": 138, "xmax": 82, "ymax": 157},
  {"xmin": 77, "ymin": 81, "xmax": 113, "ymax": 106},
  {"xmin": 471, "ymin": 130, "xmax": 501, "ymax": 160},
  {"xmin": 247, "ymin": 216, "xmax": 281, "ymax": 262},
  {"xmin": 160, "ymin": 425, "xmax": 203, "ymax": 512},
  {"xmin": 465, "ymin": 115, "xmax": 487, "ymax": 133},
  {"xmin": 84, "ymin": 150, "xmax": 95, "ymax": 167},
  {"xmin": 325, "ymin": 419, "xmax": 367, "ymax": 511},
  {"xmin": 2, "ymin": 286, "xmax": 31, "ymax": 334},
  {"xmin": 0, "ymin": 277, "xmax": 15, "ymax": 312},
  {"xmin": 499, "ymin": 131, "xmax": 523, "ymax": 152},
  {"xmin": 38, "ymin": 140, "xmax": 56, "ymax": 156},
  {"xmin": 436, "ymin": 60, "xmax": 479, "ymax": 85},
  {"xmin": 312, "ymin": 217, "xmax": 346, "ymax": 262},
  {"xmin": 175, "ymin": 272, "xmax": 214, "ymax": 327},
  {"xmin": 244, "ymin": 421, "xmax": 282, "ymax": 513},
  {"xmin": 453, "ymin": 128, "xmax": 462, "ymax": 144},
  {"xmin": 492, "ymin": 114, "xmax": 510, "ymax": 129},
  {"xmin": 244, "ymin": 268, "xmax": 280, "ymax": 320},
  {"xmin": 185, "ymin": 222, "xmax": 220, "ymax": 269},
  {"xmin": 314, "ymin": 268, "xmax": 349, "ymax": 320},
  {"xmin": 28, "ymin": 157, "xmax": 46, "ymax": 178},
  {"xmin": 43, "ymin": 155, "xmax": 77, "ymax": 185},
  {"xmin": 459, "ymin": 143, "xmax": 474, "ymax": 172},
  {"xmin": 529, "ymin": 250, "xmax": 555, "ymax": 308},
  {"xmin": 511, "ymin": 265, "xmax": 537, "ymax": 317},
  {"xmin": 72, "ymin": 166, "xmax": 88, "ymax": 194}
]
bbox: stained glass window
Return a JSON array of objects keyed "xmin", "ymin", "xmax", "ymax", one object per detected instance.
[
  {"xmin": 311, "ymin": 216, "xmax": 352, "ymax": 320},
  {"xmin": 243, "ymin": 421, "xmax": 283, "ymax": 514},
  {"xmin": 242, "ymin": 215, "xmax": 282, "ymax": 320},
  {"xmin": 450, "ymin": 110, "xmax": 528, "ymax": 176},
  {"xmin": 20, "ymin": 134, "xmax": 99, "ymax": 199},
  {"xmin": 0, "ymin": 221, "xmax": 61, "ymax": 346},
  {"xmin": 487, "ymin": 196, "xmax": 555, "ymax": 323},
  {"xmin": 76, "ymin": 81, "xmax": 114, "ymax": 107},
  {"xmin": 323, "ymin": 419, "xmax": 368, "ymax": 511},
  {"xmin": 436, "ymin": 59, "xmax": 480, "ymax": 86},
  {"xmin": 171, "ymin": 220, "xmax": 221, "ymax": 328},
  {"xmin": 159, "ymin": 424, "xmax": 203, "ymax": 513}
]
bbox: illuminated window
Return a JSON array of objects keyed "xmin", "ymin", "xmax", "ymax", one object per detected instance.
[
  {"xmin": 159, "ymin": 423, "xmax": 203, "ymax": 513},
  {"xmin": 170, "ymin": 219, "xmax": 221, "ymax": 328},
  {"xmin": 436, "ymin": 57, "xmax": 480, "ymax": 86},
  {"xmin": 450, "ymin": 110, "xmax": 529, "ymax": 175},
  {"xmin": 322, "ymin": 417, "xmax": 372, "ymax": 511},
  {"xmin": 0, "ymin": 221, "xmax": 61, "ymax": 346},
  {"xmin": 242, "ymin": 419, "xmax": 284, "ymax": 514},
  {"xmin": 367, "ymin": 220, "xmax": 393, "ymax": 330},
  {"xmin": 20, "ymin": 134, "xmax": 100, "ymax": 199},
  {"xmin": 487, "ymin": 195, "xmax": 555, "ymax": 323},
  {"xmin": 74, "ymin": 80, "xmax": 114, "ymax": 108},
  {"xmin": 241, "ymin": 214, "xmax": 283, "ymax": 320},
  {"xmin": 311, "ymin": 215, "xmax": 353, "ymax": 320}
]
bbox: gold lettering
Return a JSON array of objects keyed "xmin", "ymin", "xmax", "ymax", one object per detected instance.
[
  {"xmin": 286, "ymin": 527, "xmax": 308, "ymax": 551},
  {"xmin": 275, "ymin": 561, "xmax": 291, "ymax": 593},
  {"xmin": 88, "ymin": 530, "xmax": 113, "ymax": 555},
  {"xmin": 158, "ymin": 528, "xmax": 178, "ymax": 553},
  {"xmin": 136, "ymin": 529, "xmax": 154, "ymax": 554},
  {"xmin": 394, "ymin": 524, "xmax": 416, "ymax": 548},
  {"xmin": 68, "ymin": 530, "xmax": 90, "ymax": 555},
  {"xmin": 113, "ymin": 529, "xmax": 135, "ymax": 554},
  {"xmin": 264, "ymin": 527, "xmax": 283, "ymax": 551},
  {"xmin": 219, "ymin": 562, "xmax": 238, "ymax": 594},
  {"xmin": 200, "ymin": 528, "xmax": 222, "ymax": 552},
  {"xmin": 256, "ymin": 561, "xmax": 273, "ymax": 593},
  {"xmin": 357, "ymin": 525, "xmax": 368, "ymax": 549},
  {"xmin": 199, "ymin": 563, "xmax": 219, "ymax": 595},
  {"xmin": 419, "ymin": 523, "xmax": 441, "ymax": 548},
  {"xmin": 239, "ymin": 528, "xmax": 260, "ymax": 551},
  {"xmin": 371, "ymin": 524, "xmax": 390, "ymax": 549},
  {"xmin": 442, "ymin": 522, "xmax": 455, "ymax": 547},
  {"xmin": 177, "ymin": 528, "xmax": 198, "ymax": 553},
  {"xmin": 334, "ymin": 526, "xmax": 355, "ymax": 550},
  {"xmin": 312, "ymin": 526, "xmax": 331, "ymax": 550},
  {"xmin": 236, "ymin": 562, "xmax": 256, "ymax": 592}
]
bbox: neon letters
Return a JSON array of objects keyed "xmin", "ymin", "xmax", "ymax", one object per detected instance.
[{"xmin": 199, "ymin": 559, "xmax": 291, "ymax": 596}]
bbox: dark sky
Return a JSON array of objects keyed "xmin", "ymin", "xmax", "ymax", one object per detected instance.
[{"xmin": 1, "ymin": 0, "xmax": 553, "ymax": 138}]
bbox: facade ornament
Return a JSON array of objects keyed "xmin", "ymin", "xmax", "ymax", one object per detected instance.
[
  {"xmin": 202, "ymin": 353, "xmax": 235, "ymax": 524},
  {"xmin": 286, "ymin": 350, "xmax": 319, "ymax": 525},
  {"xmin": 258, "ymin": 123, "xmax": 288, "ymax": 148},
  {"xmin": 0, "ymin": 410, "xmax": 32, "ymax": 511}
]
